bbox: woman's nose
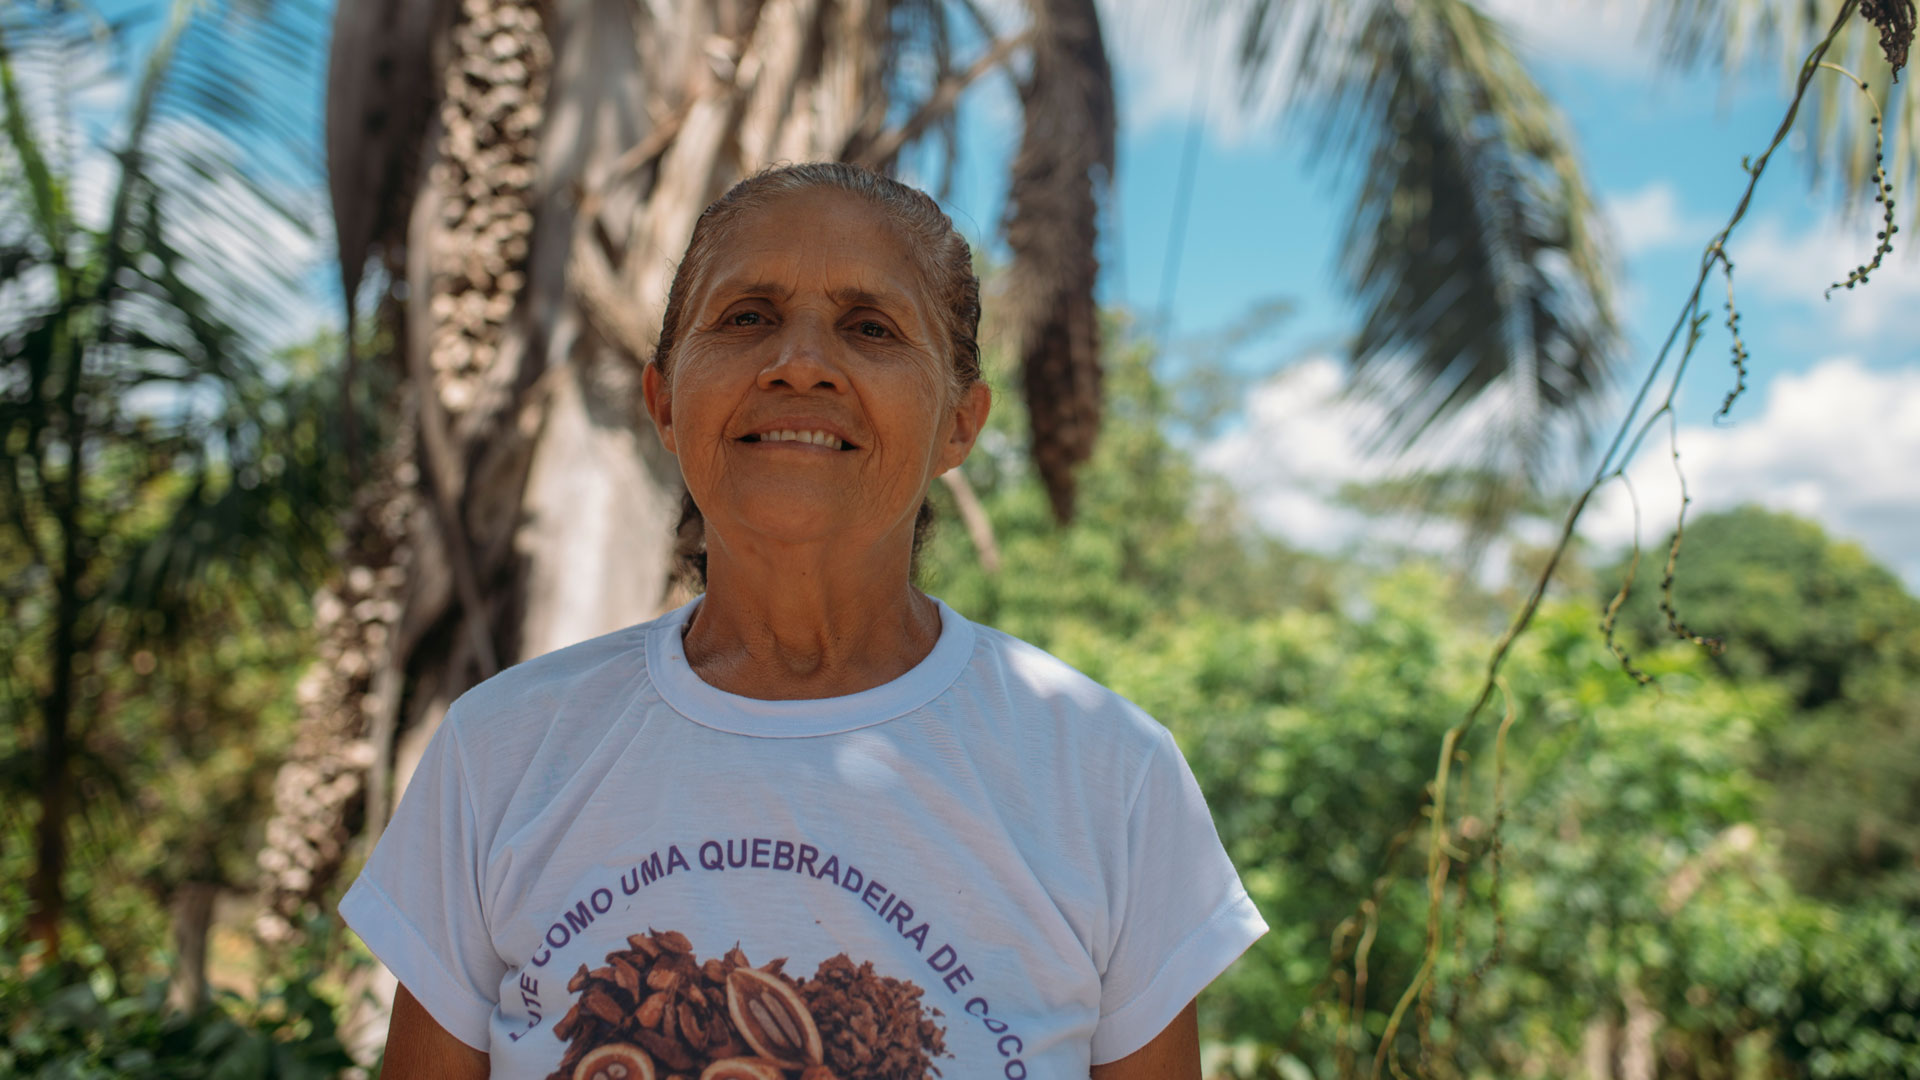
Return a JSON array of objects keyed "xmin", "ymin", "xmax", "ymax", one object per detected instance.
[{"xmin": 757, "ymin": 317, "xmax": 845, "ymax": 392}]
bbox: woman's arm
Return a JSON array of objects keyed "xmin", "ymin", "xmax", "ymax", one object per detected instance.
[
  {"xmin": 378, "ymin": 983, "xmax": 490, "ymax": 1080},
  {"xmin": 1089, "ymin": 998, "xmax": 1201, "ymax": 1080}
]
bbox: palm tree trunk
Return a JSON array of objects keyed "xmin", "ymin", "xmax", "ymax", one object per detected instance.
[
  {"xmin": 27, "ymin": 320, "xmax": 88, "ymax": 958},
  {"xmin": 165, "ymin": 880, "xmax": 217, "ymax": 1013},
  {"xmin": 255, "ymin": 427, "xmax": 416, "ymax": 944},
  {"xmin": 27, "ymin": 678, "xmax": 71, "ymax": 956}
]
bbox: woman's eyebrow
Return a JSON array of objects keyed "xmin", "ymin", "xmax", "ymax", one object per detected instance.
[
  {"xmin": 711, "ymin": 279, "xmax": 790, "ymax": 302},
  {"xmin": 829, "ymin": 286, "xmax": 916, "ymax": 317},
  {"xmin": 706, "ymin": 279, "xmax": 918, "ymax": 321}
]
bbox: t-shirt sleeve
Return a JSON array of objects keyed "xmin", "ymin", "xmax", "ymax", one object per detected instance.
[
  {"xmin": 1090, "ymin": 725, "xmax": 1268, "ymax": 1065},
  {"xmin": 338, "ymin": 716, "xmax": 502, "ymax": 1051}
]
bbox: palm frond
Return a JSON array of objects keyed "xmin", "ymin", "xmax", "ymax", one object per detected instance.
[
  {"xmin": 111, "ymin": 368, "xmax": 351, "ymax": 642},
  {"xmin": 1003, "ymin": 0, "xmax": 1116, "ymax": 522},
  {"xmin": 1233, "ymin": 0, "xmax": 1620, "ymax": 486},
  {"xmin": 2, "ymin": 1, "xmax": 325, "ymax": 348},
  {"xmin": 0, "ymin": 27, "xmax": 71, "ymax": 255},
  {"xmin": 2, "ymin": 0, "xmax": 347, "ymax": 631}
]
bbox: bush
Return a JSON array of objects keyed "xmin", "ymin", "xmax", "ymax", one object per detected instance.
[{"xmin": 0, "ymin": 950, "xmax": 354, "ymax": 1080}]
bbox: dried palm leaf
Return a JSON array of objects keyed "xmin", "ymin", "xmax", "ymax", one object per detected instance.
[
  {"xmin": 325, "ymin": 0, "xmax": 459, "ymax": 469},
  {"xmin": 326, "ymin": 0, "xmax": 458, "ymax": 308},
  {"xmin": 1862, "ymin": 0, "xmax": 1916, "ymax": 73},
  {"xmin": 1003, "ymin": 0, "xmax": 1115, "ymax": 522}
]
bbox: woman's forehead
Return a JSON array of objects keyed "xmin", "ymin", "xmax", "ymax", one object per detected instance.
[{"xmin": 696, "ymin": 190, "xmax": 931, "ymax": 310}]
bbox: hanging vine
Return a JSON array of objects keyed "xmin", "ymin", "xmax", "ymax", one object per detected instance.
[{"xmin": 1313, "ymin": 3, "xmax": 1916, "ymax": 1076}]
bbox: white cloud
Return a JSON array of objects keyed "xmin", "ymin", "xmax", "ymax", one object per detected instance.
[
  {"xmin": 1200, "ymin": 356, "xmax": 1581, "ymax": 555},
  {"xmin": 1199, "ymin": 357, "xmax": 1374, "ymax": 548},
  {"xmin": 1582, "ymin": 356, "xmax": 1920, "ymax": 588},
  {"xmin": 1728, "ymin": 212, "xmax": 1920, "ymax": 345},
  {"xmin": 1606, "ymin": 181, "xmax": 1712, "ymax": 256},
  {"xmin": 1096, "ymin": 0, "xmax": 1292, "ymax": 143},
  {"xmin": 1203, "ymin": 355, "xmax": 1920, "ymax": 591},
  {"xmin": 1478, "ymin": 0, "xmax": 1659, "ymax": 75}
]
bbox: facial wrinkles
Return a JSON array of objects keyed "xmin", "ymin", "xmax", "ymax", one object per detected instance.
[
  {"xmin": 675, "ymin": 297, "xmax": 942, "ymax": 436},
  {"xmin": 660, "ymin": 191, "xmax": 964, "ymax": 536},
  {"xmin": 679, "ymin": 245, "xmax": 946, "ymax": 414},
  {"xmin": 676, "ymin": 331, "xmax": 923, "ymax": 503},
  {"xmin": 693, "ymin": 251, "xmax": 933, "ymax": 352}
]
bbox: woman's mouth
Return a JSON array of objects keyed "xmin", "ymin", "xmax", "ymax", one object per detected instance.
[{"xmin": 739, "ymin": 429, "xmax": 857, "ymax": 451}]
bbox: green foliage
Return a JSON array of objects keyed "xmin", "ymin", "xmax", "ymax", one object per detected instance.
[
  {"xmin": 0, "ymin": 949, "xmax": 355, "ymax": 1079},
  {"xmin": 2, "ymin": 1, "xmax": 355, "ymax": 957},
  {"xmin": 927, "ymin": 347, "xmax": 1920, "ymax": 1079},
  {"xmin": 0, "ymin": 514, "xmax": 320, "ymax": 969},
  {"xmin": 1664, "ymin": 896, "xmax": 1920, "ymax": 1080},
  {"xmin": 1061, "ymin": 579, "xmax": 1793, "ymax": 1076},
  {"xmin": 1607, "ymin": 505, "xmax": 1920, "ymax": 709},
  {"xmin": 1604, "ymin": 505, "xmax": 1920, "ymax": 910},
  {"xmin": 923, "ymin": 329, "xmax": 1344, "ymax": 648}
]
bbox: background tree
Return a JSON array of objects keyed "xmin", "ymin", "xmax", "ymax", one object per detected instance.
[
  {"xmin": 0, "ymin": 0, "xmax": 346, "ymax": 961},
  {"xmin": 918, "ymin": 340, "xmax": 1920, "ymax": 1080},
  {"xmin": 1606, "ymin": 505, "xmax": 1920, "ymax": 910},
  {"xmin": 259, "ymin": 0, "xmax": 1625, "ymax": 954},
  {"xmin": 6, "ymin": 3, "xmax": 1920, "ymax": 1075}
]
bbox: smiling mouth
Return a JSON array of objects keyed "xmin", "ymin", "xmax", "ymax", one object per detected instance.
[{"xmin": 739, "ymin": 429, "xmax": 858, "ymax": 451}]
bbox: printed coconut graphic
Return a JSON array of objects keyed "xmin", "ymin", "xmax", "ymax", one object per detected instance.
[{"xmin": 548, "ymin": 929, "xmax": 946, "ymax": 1080}]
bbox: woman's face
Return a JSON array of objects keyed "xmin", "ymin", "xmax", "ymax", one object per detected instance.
[{"xmin": 642, "ymin": 188, "xmax": 990, "ymax": 561}]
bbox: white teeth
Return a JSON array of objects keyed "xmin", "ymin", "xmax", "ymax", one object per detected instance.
[{"xmin": 759, "ymin": 429, "xmax": 844, "ymax": 449}]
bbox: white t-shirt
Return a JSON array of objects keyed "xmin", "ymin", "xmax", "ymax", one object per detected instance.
[{"xmin": 340, "ymin": 597, "xmax": 1266, "ymax": 1079}]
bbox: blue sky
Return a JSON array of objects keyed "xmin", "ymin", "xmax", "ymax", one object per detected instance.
[
  {"xmin": 86, "ymin": 0, "xmax": 1917, "ymax": 587},
  {"xmin": 903, "ymin": 0, "xmax": 1920, "ymax": 587}
]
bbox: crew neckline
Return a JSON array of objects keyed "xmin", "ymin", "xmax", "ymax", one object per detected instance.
[{"xmin": 645, "ymin": 596, "xmax": 975, "ymax": 738}]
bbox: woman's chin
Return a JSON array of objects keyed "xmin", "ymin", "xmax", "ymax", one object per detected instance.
[{"xmin": 710, "ymin": 502, "xmax": 896, "ymax": 559}]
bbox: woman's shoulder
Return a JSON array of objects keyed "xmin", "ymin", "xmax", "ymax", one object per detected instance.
[
  {"xmin": 442, "ymin": 604, "xmax": 678, "ymax": 739},
  {"xmin": 947, "ymin": 614, "xmax": 1170, "ymax": 753}
]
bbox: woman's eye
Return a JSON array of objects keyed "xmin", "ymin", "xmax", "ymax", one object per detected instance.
[
  {"xmin": 728, "ymin": 311, "xmax": 764, "ymax": 326},
  {"xmin": 855, "ymin": 320, "xmax": 890, "ymax": 339}
]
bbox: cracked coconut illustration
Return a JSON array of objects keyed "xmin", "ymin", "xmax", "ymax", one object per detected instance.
[{"xmin": 548, "ymin": 929, "xmax": 947, "ymax": 1080}]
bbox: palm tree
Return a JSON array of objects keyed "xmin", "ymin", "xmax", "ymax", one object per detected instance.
[
  {"xmin": 258, "ymin": 0, "xmax": 1919, "ymax": 989},
  {"xmin": 0, "ymin": 0, "xmax": 346, "ymax": 963},
  {"xmin": 252, "ymin": 0, "xmax": 1622, "ymax": 951}
]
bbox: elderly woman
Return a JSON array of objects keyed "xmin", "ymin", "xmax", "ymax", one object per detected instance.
[{"xmin": 343, "ymin": 163, "xmax": 1265, "ymax": 1080}]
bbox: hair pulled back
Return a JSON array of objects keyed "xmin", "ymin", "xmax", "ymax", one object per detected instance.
[{"xmin": 652, "ymin": 163, "xmax": 985, "ymax": 588}]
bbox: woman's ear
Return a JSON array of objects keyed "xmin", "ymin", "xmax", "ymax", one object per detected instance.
[
  {"xmin": 642, "ymin": 362, "xmax": 677, "ymax": 454},
  {"xmin": 937, "ymin": 380, "xmax": 992, "ymax": 474}
]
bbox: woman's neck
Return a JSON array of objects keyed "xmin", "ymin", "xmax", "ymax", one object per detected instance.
[{"xmin": 681, "ymin": 544, "xmax": 941, "ymax": 701}]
